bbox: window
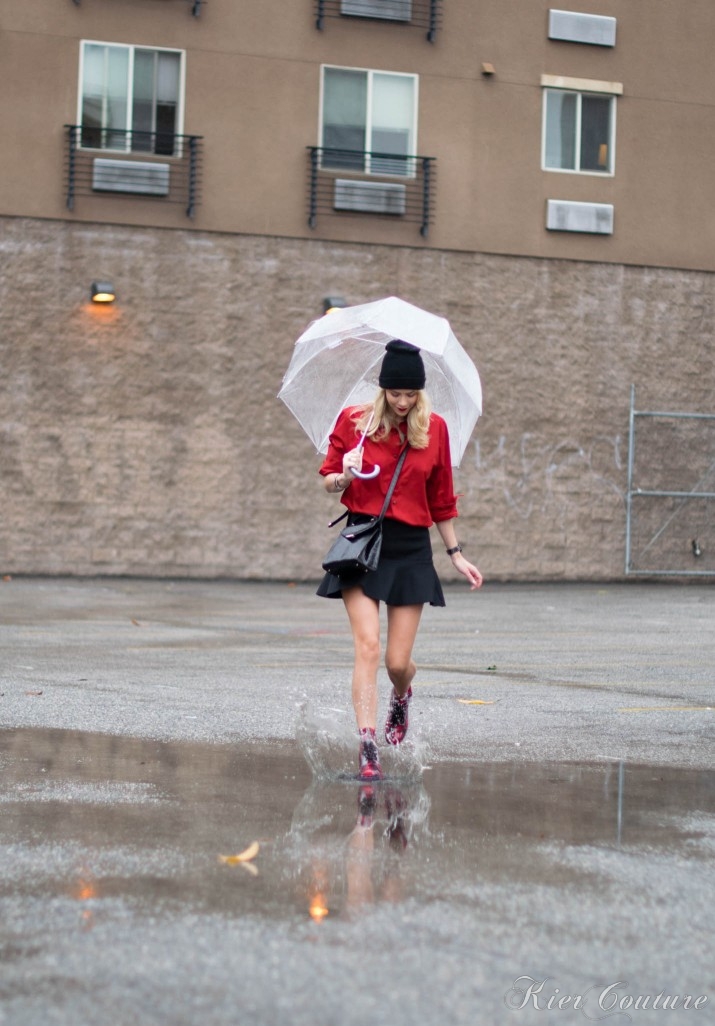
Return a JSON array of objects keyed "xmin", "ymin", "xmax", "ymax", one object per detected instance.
[
  {"xmin": 79, "ymin": 41, "xmax": 183, "ymax": 155},
  {"xmin": 543, "ymin": 88, "xmax": 615, "ymax": 174},
  {"xmin": 320, "ymin": 66, "xmax": 417, "ymax": 175}
]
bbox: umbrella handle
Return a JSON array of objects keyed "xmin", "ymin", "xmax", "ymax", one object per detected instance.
[
  {"xmin": 350, "ymin": 464, "xmax": 381, "ymax": 480},
  {"xmin": 349, "ymin": 422, "xmax": 381, "ymax": 479}
]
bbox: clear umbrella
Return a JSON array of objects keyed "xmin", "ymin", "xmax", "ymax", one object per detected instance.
[{"xmin": 278, "ymin": 296, "xmax": 482, "ymax": 470}]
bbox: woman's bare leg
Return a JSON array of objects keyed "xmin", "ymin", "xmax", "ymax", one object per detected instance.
[
  {"xmin": 342, "ymin": 586, "xmax": 381, "ymax": 730},
  {"xmin": 385, "ymin": 604, "xmax": 423, "ymax": 698}
]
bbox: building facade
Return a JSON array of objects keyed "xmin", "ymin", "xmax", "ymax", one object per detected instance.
[{"xmin": 1, "ymin": 0, "xmax": 713, "ymax": 580}]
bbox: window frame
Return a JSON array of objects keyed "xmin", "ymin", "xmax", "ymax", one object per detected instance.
[
  {"xmin": 77, "ymin": 40, "xmax": 186, "ymax": 155},
  {"xmin": 318, "ymin": 64, "xmax": 419, "ymax": 178},
  {"xmin": 541, "ymin": 86, "xmax": 617, "ymax": 177}
]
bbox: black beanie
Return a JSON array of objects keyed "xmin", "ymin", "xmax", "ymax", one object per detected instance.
[{"xmin": 378, "ymin": 339, "xmax": 426, "ymax": 390}]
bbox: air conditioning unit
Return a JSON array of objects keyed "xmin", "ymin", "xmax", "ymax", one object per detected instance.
[
  {"xmin": 92, "ymin": 159, "xmax": 171, "ymax": 196},
  {"xmin": 546, "ymin": 199, "xmax": 614, "ymax": 235},
  {"xmin": 334, "ymin": 179, "xmax": 407, "ymax": 215},
  {"xmin": 548, "ymin": 10, "xmax": 616, "ymax": 47},
  {"xmin": 340, "ymin": 0, "xmax": 412, "ymax": 23}
]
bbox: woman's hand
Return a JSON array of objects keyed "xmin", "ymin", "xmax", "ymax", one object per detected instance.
[
  {"xmin": 451, "ymin": 552, "xmax": 483, "ymax": 591},
  {"xmin": 434, "ymin": 520, "xmax": 483, "ymax": 591},
  {"xmin": 342, "ymin": 446, "xmax": 363, "ymax": 479}
]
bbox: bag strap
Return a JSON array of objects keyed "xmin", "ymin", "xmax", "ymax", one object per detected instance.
[
  {"xmin": 328, "ymin": 443, "xmax": 409, "ymax": 529},
  {"xmin": 328, "ymin": 509, "xmax": 349, "ymax": 529},
  {"xmin": 377, "ymin": 443, "xmax": 409, "ymax": 523}
]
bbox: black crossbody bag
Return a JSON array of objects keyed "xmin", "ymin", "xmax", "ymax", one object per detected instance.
[{"xmin": 322, "ymin": 445, "xmax": 409, "ymax": 577}]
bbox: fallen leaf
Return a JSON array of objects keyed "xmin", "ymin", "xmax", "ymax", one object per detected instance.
[
  {"xmin": 25, "ymin": 690, "xmax": 43, "ymax": 696},
  {"xmin": 131, "ymin": 619, "xmax": 141, "ymax": 627},
  {"xmin": 240, "ymin": 861, "xmax": 259, "ymax": 877},
  {"xmin": 486, "ymin": 665, "xmax": 497, "ymax": 672},
  {"xmin": 218, "ymin": 840, "xmax": 260, "ymax": 865},
  {"xmin": 457, "ymin": 699, "xmax": 495, "ymax": 706},
  {"xmin": 2, "ymin": 575, "xmax": 12, "ymax": 582}
]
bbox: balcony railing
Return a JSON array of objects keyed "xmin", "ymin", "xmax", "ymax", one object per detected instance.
[
  {"xmin": 64, "ymin": 126, "xmax": 203, "ymax": 218},
  {"xmin": 315, "ymin": 0, "xmax": 442, "ymax": 41},
  {"xmin": 307, "ymin": 147, "xmax": 435, "ymax": 237}
]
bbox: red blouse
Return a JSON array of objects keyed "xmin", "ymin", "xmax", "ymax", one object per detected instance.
[{"xmin": 319, "ymin": 406, "xmax": 459, "ymax": 527}]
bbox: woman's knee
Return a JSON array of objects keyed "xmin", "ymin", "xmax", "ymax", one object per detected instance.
[
  {"xmin": 355, "ymin": 633, "xmax": 381, "ymax": 668},
  {"xmin": 385, "ymin": 653, "xmax": 413, "ymax": 680}
]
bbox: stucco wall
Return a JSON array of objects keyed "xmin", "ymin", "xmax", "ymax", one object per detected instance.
[
  {"xmin": 1, "ymin": 215, "xmax": 713, "ymax": 580},
  {"xmin": 5, "ymin": 1, "xmax": 715, "ymax": 270}
]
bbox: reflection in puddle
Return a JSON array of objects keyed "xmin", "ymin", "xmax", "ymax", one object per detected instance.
[
  {"xmin": 0, "ymin": 726, "xmax": 714, "ymax": 928},
  {"xmin": 287, "ymin": 779, "xmax": 431, "ymax": 920}
]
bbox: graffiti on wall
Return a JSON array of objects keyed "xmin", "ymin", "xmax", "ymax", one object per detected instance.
[{"xmin": 469, "ymin": 433, "xmax": 626, "ymax": 523}]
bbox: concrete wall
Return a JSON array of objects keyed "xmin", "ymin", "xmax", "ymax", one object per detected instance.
[{"xmin": 2, "ymin": 215, "xmax": 713, "ymax": 581}]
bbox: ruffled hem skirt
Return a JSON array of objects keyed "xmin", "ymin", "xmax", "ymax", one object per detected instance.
[{"xmin": 316, "ymin": 515, "xmax": 445, "ymax": 607}]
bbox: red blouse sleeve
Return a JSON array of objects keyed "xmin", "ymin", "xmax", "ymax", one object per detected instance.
[
  {"xmin": 318, "ymin": 408, "xmax": 360, "ymax": 476},
  {"xmin": 426, "ymin": 416, "xmax": 459, "ymax": 522}
]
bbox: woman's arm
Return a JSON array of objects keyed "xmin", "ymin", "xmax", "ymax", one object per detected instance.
[
  {"xmin": 322, "ymin": 448, "xmax": 364, "ymax": 494},
  {"xmin": 320, "ymin": 408, "xmax": 364, "ymax": 494},
  {"xmin": 435, "ymin": 518, "xmax": 483, "ymax": 591}
]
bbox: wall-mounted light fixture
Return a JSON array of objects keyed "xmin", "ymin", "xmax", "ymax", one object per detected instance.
[
  {"xmin": 91, "ymin": 281, "xmax": 116, "ymax": 304},
  {"xmin": 323, "ymin": 296, "xmax": 347, "ymax": 315}
]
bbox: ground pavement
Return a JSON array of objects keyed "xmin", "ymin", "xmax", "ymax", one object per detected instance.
[{"xmin": 0, "ymin": 578, "xmax": 713, "ymax": 1026}]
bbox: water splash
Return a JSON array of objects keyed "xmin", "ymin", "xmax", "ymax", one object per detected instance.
[{"xmin": 294, "ymin": 699, "xmax": 431, "ymax": 783}]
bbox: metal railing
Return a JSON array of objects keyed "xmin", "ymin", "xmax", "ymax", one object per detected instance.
[
  {"xmin": 625, "ymin": 385, "xmax": 715, "ymax": 576},
  {"xmin": 314, "ymin": 0, "xmax": 442, "ymax": 40},
  {"xmin": 307, "ymin": 147, "xmax": 435, "ymax": 237},
  {"xmin": 64, "ymin": 125, "xmax": 203, "ymax": 218}
]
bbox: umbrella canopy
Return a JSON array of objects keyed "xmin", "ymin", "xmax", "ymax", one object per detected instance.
[{"xmin": 278, "ymin": 296, "xmax": 482, "ymax": 466}]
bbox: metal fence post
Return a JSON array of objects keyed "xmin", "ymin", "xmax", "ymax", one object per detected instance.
[{"xmin": 624, "ymin": 384, "xmax": 636, "ymax": 573}]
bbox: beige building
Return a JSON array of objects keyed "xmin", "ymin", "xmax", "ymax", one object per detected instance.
[{"xmin": 1, "ymin": 0, "xmax": 713, "ymax": 580}]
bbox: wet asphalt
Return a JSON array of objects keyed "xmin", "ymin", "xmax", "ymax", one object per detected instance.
[{"xmin": 0, "ymin": 577, "xmax": 714, "ymax": 1026}]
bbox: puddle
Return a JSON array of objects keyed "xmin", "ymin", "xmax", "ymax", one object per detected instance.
[{"xmin": 1, "ymin": 726, "xmax": 714, "ymax": 927}]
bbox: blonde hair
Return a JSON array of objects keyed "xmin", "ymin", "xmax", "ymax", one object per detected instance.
[{"xmin": 354, "ymin": 389, "xmax": 431, "ymax": 449}]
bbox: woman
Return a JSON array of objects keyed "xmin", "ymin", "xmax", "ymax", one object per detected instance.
[{"xmin": 317, "ymin": 339, "xmax": 483, "ymax": 781}]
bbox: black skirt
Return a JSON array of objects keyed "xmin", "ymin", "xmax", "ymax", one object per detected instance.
[{"xmin": 316, "ymin": 515, "xmax": 446, "ymax": 607}]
